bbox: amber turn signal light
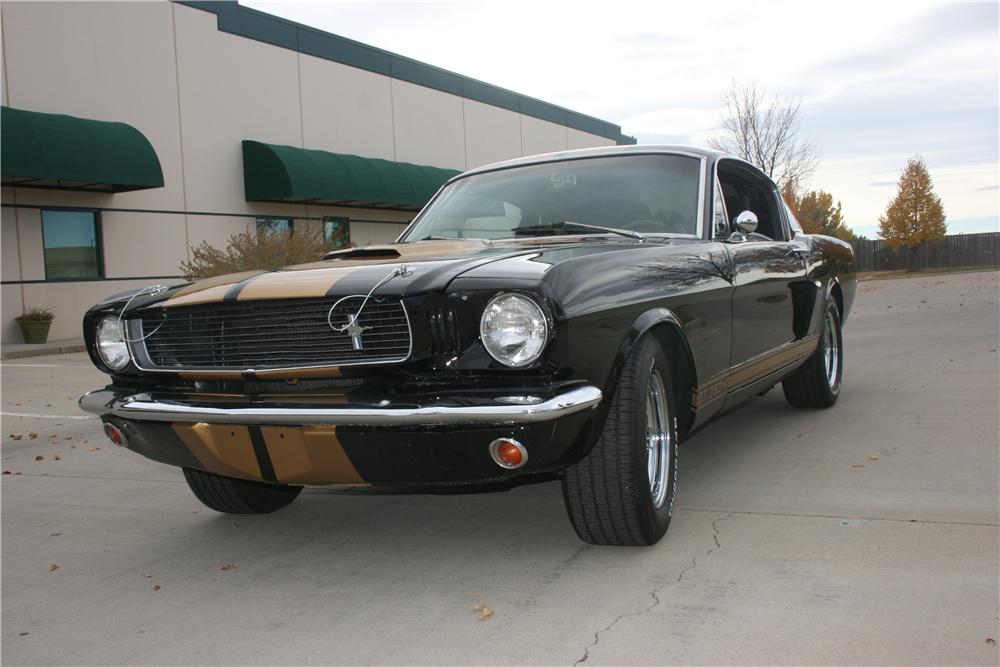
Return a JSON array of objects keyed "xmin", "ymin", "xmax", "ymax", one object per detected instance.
[
  {"xmin": 103, "ymin": 422, "xmax": 127, "ymax": 447},
  {"xmin": 489, "ymin": 437, "xmax": 527, "ymax": 469}
]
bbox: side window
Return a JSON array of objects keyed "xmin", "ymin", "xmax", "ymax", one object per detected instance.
[
  {"xmin": 324, "ymin": 217, "xmax": 351, "ymax": 250},
  {"xmin": 41, "ymin": 209, "xmax": 102, "ymax": 279},
  {"xmin": 717, "ymin": 164, "xmax": 783, "ymax": 241},
  {"xmin": 256, "ymin": 217, "xmax": 293, "ymax": 237},
  {"xmin": 712, "ymin": 178, "xmax": 729, "ymax": 238}
]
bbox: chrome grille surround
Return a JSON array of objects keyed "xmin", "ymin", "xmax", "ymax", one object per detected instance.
[{"xmin": 126, "ymin": 296, "xmax": 412, "ymax": 373}]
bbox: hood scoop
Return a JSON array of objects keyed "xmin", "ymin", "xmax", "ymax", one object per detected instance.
[{"xmin": 324, "ymin": 246, "xmax": 401, "ymax": 261}]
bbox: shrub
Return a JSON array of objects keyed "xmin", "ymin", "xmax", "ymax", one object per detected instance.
[
  {"xmin": 16, "ymin": 307, "xmax": 54, "ymax": 321},
  {"xmin": 180, "ymin": 225, "xmax": 331, "ymax": 281}
]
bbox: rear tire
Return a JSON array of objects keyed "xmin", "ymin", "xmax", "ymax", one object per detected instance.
[
  {"xmin": 183, "ymin": 468, "xmax": 302, "ymax": 514},
  {"xmin": 561, "ymin": 335, "xmax": 678, "ymax": 546},
  {"xmin": 782, "ymin": 300, "xmax": 843, "ymax": 408}
]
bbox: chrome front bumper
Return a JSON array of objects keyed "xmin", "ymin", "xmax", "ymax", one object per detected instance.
[{"xmin": 78, "ymin": 385, "xmax": 603, "ymax": 427}]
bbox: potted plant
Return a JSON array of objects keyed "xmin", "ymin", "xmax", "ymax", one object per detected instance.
[{"xmin": 15, "ymin": 307, "xmax": 54, "ymax": 344}]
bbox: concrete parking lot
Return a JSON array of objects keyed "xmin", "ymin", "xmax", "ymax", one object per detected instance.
[{"xmin": 2, "ymin": 270, "xmax": 998, "ymax": 666}]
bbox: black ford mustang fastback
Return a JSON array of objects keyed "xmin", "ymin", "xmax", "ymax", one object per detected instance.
[{"xmin": 80, "ymin": 146, "xmax": 856, "ymax": 546}]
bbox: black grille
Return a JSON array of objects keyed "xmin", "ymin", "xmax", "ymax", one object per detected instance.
[{"xmin": 131, "ymin": 297, "xmax": 410, "ymax": 370}]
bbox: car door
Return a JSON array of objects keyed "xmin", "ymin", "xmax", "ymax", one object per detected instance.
[{"xmin": 718, "ymin": 163, "xmax": 808, "ymax": 369}]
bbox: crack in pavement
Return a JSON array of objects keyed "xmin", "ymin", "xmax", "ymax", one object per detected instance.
[{"xmin": 572, "ymin": 512, "xmax": 734, "ymax": 666}]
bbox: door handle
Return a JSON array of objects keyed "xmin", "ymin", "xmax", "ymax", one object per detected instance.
[{"xmin": 785, "ymin": 248, "xmax": 810, "ymax": 259}]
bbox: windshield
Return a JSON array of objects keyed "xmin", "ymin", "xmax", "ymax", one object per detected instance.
[{"xmin": 400, "ymin": 154, "xmax": 703, "ymax": 242}]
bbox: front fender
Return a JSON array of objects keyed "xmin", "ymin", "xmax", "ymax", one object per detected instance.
[{"xmin": 582, "ymin": 307, "xmax": 698, "ymax": 450}]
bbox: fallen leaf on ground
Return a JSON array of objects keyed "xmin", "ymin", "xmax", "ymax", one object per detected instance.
[
  {"xmin": 88, "ymin": 447, "xmax": 98, "ymax": 452},
  {"xmin": 47, "ymin": 434, "xmax": 57, "ymax": 439},
  {"xmin": 53, "ymin": 455, "xmax": 61, "ymax": 461},
  {"xmin": 851, "ymin": 464, "xmax": 865, "ymax": 468},
  {"xmin": 153, "ymin": 584, "xmax": 161, "ymax": 591},
  {"xmin": 27, "ymin": 433, "xmax": 38, "ymax": 440},
  {"xmin": 473, "ymin": 603, "xmax": 484, "ymax": 611},
  {"xmin": 478, "ymin": 607, "xmax": 493, "ymax": 620},
  {"xmin": 19, "ymin": 632, "xmax": 28, "ymax": 637},
  {"xmin": 48, "ymin": 564, "xmax": 59, "ymax": 572},
  {"xmin": 64, "ymin": 436, "xmax": 72, "ymax": 440},
  {"xmin": 2, "ymin": 470, "xmax": 11, "ymax": 475},
  {"xmin": 987, "ymin": 638, "xmax": 997, "ymax": 646},
  {"xmin": 70, "ymin": 445, "xmax": 76, "ymax": 449},
  {"xmin": 868, "ymin": 455, "xmax": 879, "ymax": 461},
  {"xmin": 34, "ymin": 456, "xmax": 44, "ymax": 462},
  {"xmin": 10, "ymin": 434, "xmax": 22, "ymax": 440},
  {"xmin": 220, "ymin": 564, "xmax": 237, "ymax": 571}
]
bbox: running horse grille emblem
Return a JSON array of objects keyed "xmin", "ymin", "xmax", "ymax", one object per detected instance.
[{"xmin": 344, "ymin": 317, "xmax": 372, "ymax": 351}]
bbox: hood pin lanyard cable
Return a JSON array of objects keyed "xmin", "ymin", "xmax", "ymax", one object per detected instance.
[
  {"xmin": 327, "ymin": 264, "xmax": 413, "ymax": 334},
  {"xmin": 117, "ymin": 284, "xmax": 170, "ymax": 343}
]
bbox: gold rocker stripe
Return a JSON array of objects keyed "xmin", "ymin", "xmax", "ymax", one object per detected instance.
[
  {"xmin": 692, "ymin": 336, "xmax": 819, "ymax": 409},
  {"xmin": 259, "ymin": 425, "xmax": 365, "ymax": 485},
  {"xmin": 172, "ymin": 423, "xmax": 262, "ymax": 480}
]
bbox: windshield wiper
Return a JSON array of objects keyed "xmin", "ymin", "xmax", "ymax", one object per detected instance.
[{"xmin": 511, "ymin": 220, "xmax": 645, "ymax": 241}]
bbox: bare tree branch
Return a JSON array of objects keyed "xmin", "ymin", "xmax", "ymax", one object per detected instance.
[{"xmin": 708, "ymin": 80, "xmax": 820, "ymax": 190}]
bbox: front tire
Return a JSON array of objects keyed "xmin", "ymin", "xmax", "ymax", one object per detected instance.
[
  {"xmin": 561, "ymin": 335, "xmax": 678, "ymax": 546},
  {"xmin": 782, "ymin": 300, "xmax": 843, "ymax": 408},
  {"xmin": 183, "ymin": 468, "xmax": 302, "ymax": 514}
]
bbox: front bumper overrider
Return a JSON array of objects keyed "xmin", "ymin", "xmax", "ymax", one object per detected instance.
[{"xmin": 79, "ymin": 385, "xmax": 603, "ymax": 487}]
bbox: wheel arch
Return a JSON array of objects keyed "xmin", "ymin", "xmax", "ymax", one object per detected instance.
[
  {"xmin": 602, "ymin": 308, "xmax": 698, "ymax": 437},
  {"xmin": 827, "ymin": 278, "xmax": 845, "ymax": 322}
]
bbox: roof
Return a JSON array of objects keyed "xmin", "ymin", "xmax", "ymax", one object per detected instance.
[
  {"xmin": 178, "ymin": 1, "xmax": 636, "ymax": 146},
  {"xmin": 242, "ymin": 140, "xmax": 459, "ymax": 210},
  {"xmin": 459, "ymin": 144, "xmax": 734, "ymax": 178},
  {"xmin": 0, "ymin": 106, "xmax": 164, "ymax": 192}
]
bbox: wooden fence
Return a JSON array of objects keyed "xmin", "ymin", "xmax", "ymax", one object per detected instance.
[{"xmin": 849, "ymin": 231, "xmax": 1000, "ymax": 272}]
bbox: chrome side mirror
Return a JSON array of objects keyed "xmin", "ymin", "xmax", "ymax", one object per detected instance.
[{"xmin": 733, "ymin": 210, "xmax": 758, "ymax": 235}]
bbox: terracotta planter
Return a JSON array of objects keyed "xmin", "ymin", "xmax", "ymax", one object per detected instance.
[{"xmin": 17, "ymin": 319, "xmax": 52, "ymax": 344}]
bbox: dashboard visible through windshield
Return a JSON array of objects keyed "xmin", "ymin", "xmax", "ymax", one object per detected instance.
[{"xmin": 400, "ymin": 154, "xmax": 703, "ymax": 242}]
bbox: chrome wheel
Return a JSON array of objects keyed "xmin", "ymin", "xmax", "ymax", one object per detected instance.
[
  {"xmin": 645, "ymin": 365, "xmax": 671, "ymax": 509},
  {"xmin": 823, "ymin": 309, "xmax": 840, "ymax": 388}
]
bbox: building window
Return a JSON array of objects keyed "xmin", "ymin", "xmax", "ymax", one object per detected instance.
[
  {"xmin": 324, "ymin": 217, "xmax": 350, "ymax": 250},
  {"xmin": 256, "ymin": 217, "xmax": 293, "ymax": 237},
  {"xmin": 41, "ymin": 209, "xmax": 102, "ymax": 279}
]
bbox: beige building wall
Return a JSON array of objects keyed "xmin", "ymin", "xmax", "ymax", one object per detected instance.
[{"xmin": 1, "ymin": 1, "xmax": 624, "ymax": 343}]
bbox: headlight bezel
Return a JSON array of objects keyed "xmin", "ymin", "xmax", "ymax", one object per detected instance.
[
  {"xmin": 95, "ymin": 314, "xmax": 131, "ymax": 372},
  {"xmin": 479, "ymin": 291, "xmax": 552, "ymax": 368}
]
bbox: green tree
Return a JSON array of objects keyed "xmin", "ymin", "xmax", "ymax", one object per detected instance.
[
  {"xmin": 878, "ymin": 155, "xmax": 947, "ymax": 249},
  {"xmin": 781, "ymin": 179, "xmax": 854, "ymax": 241}
]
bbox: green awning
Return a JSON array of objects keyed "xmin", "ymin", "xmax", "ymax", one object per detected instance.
[
  {"xmin": 1, "ymin": 106, "xmax": 164, "ymax": 192},
  {"xmin": 242, "ymin": 140, "xmax": 459, "ymax": 211}
]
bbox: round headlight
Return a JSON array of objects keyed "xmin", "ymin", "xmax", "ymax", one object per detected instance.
[
  {"xmin": 96, "ymin": 316, "xmax": 130, "ymax": 371},
  {"xmin": 480, "ymin": 293, "xmax": 549, "ymax": 367}
]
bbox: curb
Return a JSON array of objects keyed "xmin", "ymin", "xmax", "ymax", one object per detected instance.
[{"xmin": 1, "ymin": 342, "xmax": 86, "ymax": 361}]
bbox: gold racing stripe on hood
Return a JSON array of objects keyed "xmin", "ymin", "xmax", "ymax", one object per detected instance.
[
  {"xmin": 260, "ymin": 425, "xmax": 365, "ymax": 485},
  {"xmin": 165, "ymin": 270, "xmax": 267, "ymax": 308},
  {"xmin": 172, "ymin": 423, "xmax": 262, "ymax": 481},
  {"xmin": 234, "ymin": 265, "xmax": 357, "ymax": 301}
]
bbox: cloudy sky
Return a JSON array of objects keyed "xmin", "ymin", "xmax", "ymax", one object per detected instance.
[{"xmin": 245, "ymin": 0, "xmax": 998, "ymax": 237}]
